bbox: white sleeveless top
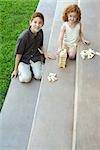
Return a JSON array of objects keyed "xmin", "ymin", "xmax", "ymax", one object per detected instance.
[{"xmin": 63, "ymin": 22, "xmax": 80, "ymax": 45}]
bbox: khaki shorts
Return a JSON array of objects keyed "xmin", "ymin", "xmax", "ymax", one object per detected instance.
[{"xmin": 63, "ymin": 42, "xmax": 77, "ymax": 53}]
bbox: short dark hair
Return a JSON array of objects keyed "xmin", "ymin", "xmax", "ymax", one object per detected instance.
[{"xmin": 30, "ymin": 12, "xmax": 44, "ymax": 24}]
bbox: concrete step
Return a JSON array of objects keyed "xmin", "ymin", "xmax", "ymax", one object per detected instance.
[
  {"xmin": 74, "ymin": 1, "xmax": 100, "ymax": 150},
  {"xmin": 27, "ymin": 1, "xmax": 78, "ymax": 150},
  {"xmin": 0, "ymin": 79, "xmax": 40, "ymax": 150},
  {"xmin": 0, "ymin": 0, "xmax": 57, "ymax": 150}
]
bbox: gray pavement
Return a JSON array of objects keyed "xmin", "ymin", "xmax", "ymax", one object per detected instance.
[
  {"xmin": 0, "ymin": 0, "xmax": 57, "ymax": 150},
  {"xmin": 75, "ymin": 0, "xmax": 100, "ymax": 150},
  {"xmin": 0, "ymin": 78, "xmax": 40, "ymax": 150},
  {"xmin": 27, "ymin": 1, "xmax": 77, "ymax": 150},
  {"xmin": 1, "ymin": 0, "xmax": 100, "ymax": 150}
]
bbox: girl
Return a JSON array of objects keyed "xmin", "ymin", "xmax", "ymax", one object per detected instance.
[{"xmin": 57, "ymin": 4, "xmax": 90, "ymax": 59}]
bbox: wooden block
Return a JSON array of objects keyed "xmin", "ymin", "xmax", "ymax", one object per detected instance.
[{"xmin": 58, "ymin": 49, "xmax": 67, "ymax": 68}]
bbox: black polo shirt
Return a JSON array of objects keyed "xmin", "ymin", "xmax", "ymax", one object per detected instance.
[{"xmin": 15, "ymin": 27, "xmax": 43, "ymax": 64}]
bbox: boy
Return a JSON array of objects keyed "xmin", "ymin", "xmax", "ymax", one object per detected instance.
[{"xmin": 12, "ymin": 12, "xmax": 48, "ymax": 82}]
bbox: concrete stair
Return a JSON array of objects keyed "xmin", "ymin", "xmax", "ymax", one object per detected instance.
[
  {"xmin": 1, "ymin": 0, "xmax": 100, "ymax": 150},
  {"xmin": 27, "ymin": 0, "xmax": 77, "ymax": 150},
  {"xmin": 27, "ymin": 0, "xmax": 100, "ymax": 150},
  {"xmin": 0, "ymin": 0, "xmax": 57, "ymax": 150},
  {"xmin": 74, "ymin": 1, "xmax": 100, "ymax": 150}
]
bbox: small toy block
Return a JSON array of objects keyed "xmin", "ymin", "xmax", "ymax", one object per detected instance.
[{"xmin": 58, "ymin": 49, "xmax": 67, "ymax": 68}]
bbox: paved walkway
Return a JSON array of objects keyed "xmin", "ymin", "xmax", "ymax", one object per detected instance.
[
  {"xmin": 75, "ymin": 0, "xmax": 100, "ymax": 149},
  {"xmin": 0, "ymin": 0, "xmax": 57, "ymax": 150},
  {"xmin": 28, "ymin": 0, "xmax": 100, "ymax": 150},
  {"xmin": 27, "ymin": 0, "xmax": 77, "ymax": 150},
  {"xmin": 1, "ymin": 0, "xmax": 100, "ymax": 150}
]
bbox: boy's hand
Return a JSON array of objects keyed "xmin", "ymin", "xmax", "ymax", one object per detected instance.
[
  {"xmin": 56, "ymin": 48, "xmax": 62, "ymax": 55},
  {"xmin": 11, "ymin": 70, "xmax": 18, "ymax": 78},
  {"xmin": 45, "ymin": 53, "xmax": 56, "ymax": 60}
]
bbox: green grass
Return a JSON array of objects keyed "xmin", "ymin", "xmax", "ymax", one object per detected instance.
[{"xmin": 0, "ymin": 0, "xmax": 39, "ymax": 110}]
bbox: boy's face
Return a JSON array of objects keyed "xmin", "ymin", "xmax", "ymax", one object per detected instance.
[
  {"xmin": 68, "ymin": 12, "xmax": 78, "ymax": 24},
  {"xmin": 30, "ymin": 17, "xmax": 44, "ymax": 33}
]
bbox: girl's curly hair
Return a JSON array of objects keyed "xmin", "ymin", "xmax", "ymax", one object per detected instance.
[{"xmin": 62, "ymin": 4, "xmax": 81, "ymax": 23}]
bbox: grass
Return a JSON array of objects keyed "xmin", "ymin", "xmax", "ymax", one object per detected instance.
[{"xmin": 0, "ymin": 0, "xmax": 39, "ymax": 111}]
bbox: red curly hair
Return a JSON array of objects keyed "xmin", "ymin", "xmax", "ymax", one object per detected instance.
[{"xmin": 62, "ymin": 4, "xmax": 81, "ymax": 23}]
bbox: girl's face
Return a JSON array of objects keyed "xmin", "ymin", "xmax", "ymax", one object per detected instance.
[
  {"xmin": 30, "ymin": 17, "xmax": 44, "ymax": 33},
  {"xmin": 68, "ymin": 12, "xmax": 78, "ymax": 25}
]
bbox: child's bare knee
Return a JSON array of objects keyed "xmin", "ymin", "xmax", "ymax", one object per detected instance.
[{"xmin": 69, "ymin": 53, "xmax": 76, "ymax": 60}]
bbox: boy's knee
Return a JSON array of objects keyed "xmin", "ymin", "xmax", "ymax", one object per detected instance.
[
  {"xmin": 34, "ymin": 73, "xmax": 42, "ymax": 80},
  {"xmin": 19, "ymin": 75, "xmax": 32, "ymax": 83}
]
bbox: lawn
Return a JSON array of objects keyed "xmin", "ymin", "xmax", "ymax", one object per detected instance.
[{"xmin": 0, "ymin": 0, "xmax": 39, "ymax": 110}]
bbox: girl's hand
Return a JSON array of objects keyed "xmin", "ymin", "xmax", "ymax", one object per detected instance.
[
  {"xmin": 82, "ymin": 39, "xmax": 90, "ymax": 45},
  {"xmin": 11, "ymin": 70, "xmax": 18, "ymax": 78}
]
